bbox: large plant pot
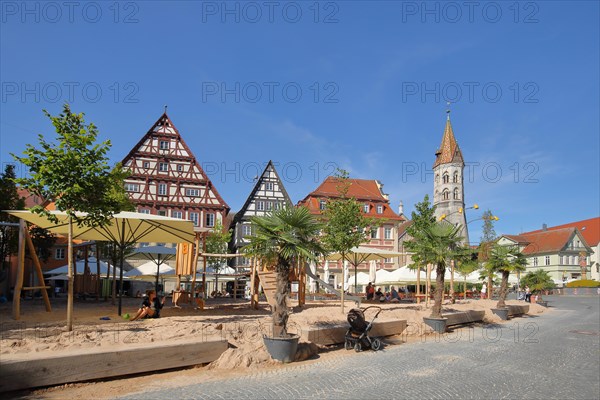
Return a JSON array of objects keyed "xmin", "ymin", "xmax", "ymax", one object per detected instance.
[
  {"xmin": 492, "ymin": 308, "xmax": 510, "ymax": 320},
  {"xmin": 423, "ymin": 317, "xmax": 447, "ymax": 334},
  {"xmin": 263, "ymin": 334, "xmax": 300, "ymax": 363},
  {"xmin": 537, "ymin": 300, "xmax": 548, "ymax": 307}
]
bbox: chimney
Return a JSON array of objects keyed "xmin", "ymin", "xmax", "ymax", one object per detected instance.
[
  {"xmin": 398, "ymin": 201, "xmax": 404, "ymax": 215},
  {"xmin": 542, "ymin": 223, "xmax": 547, "ymax": 231}
]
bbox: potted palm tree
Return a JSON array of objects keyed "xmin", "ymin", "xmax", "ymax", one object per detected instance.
[
  {"xmin": 488, "ymin": 244, "xmax": 527, "ymax": 320},
  {"xmin": 245, "ymin": 207, "xmax": 324, "ymax": 362},
  {"xmin": 520, "ymin": 269, "xmax": 554, "ymax": 307},
  {"xmin": 406, "ymin": 221, "xmax": 465, "ymax": 333}
]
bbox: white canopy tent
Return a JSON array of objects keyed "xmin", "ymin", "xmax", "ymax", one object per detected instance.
[
  {"xmin": 46, "ymin": 257, "xmax": 122, "ymax": 277},
  {"xmin": 125, "ymin": 260, "xmax": 175, "ymax": 277}
]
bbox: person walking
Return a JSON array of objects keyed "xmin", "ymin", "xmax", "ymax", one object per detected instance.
[
  {"xmin": 481, "ymin": 283, "xmax": 487, "ymax": 300},
  {"xmin": 525, "ymin": 286, "xmax": 531, "ymax": 303}
]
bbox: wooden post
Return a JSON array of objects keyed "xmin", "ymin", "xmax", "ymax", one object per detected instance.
[
  {"xmin": 24, "ymin": 226, "xmax": 51, "ymax": 312},
  {"xmin": 202, "ymin": 232, "xmax": 207, "ymax": 299},
  {"xmin": 12, "ymin": 220, "xmax": 26, "ymax": 320},
  {"xmin": 416, "ymin": 265, "xmax": 421, "ymax": 304}
]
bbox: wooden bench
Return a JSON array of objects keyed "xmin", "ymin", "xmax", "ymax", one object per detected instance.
[
  {"xmin": 301, "ymin": 320, "xmax": 407, "ymax": 346},
  {"xmin": 443, "ymin": 310, "xmax": 485, "ymax": 327},
  {"xmin": 0, "ymin": 338, "xmax": 228, "ymax": 392}
]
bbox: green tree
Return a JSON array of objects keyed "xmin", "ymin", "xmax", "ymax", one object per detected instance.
[
  {"xmin": 478, "ymin": 211, "xmax": 499, "ymax": 298},
  {"xmin": 205, "ymin": 220, "xmax": 232, "ymax": 292},
  {"xmin": 0, "ymin": 165, "xmax": 26, "ymax": 286},
  {"xmin": 486, "ymin": 244, "xmax": 527, "ymax": 308},
  {"xmin": 321, "ymin": 169, "xmax": 373, "ymax": 294},
  {"xmin": 520, "ymin": 269, "xmax": 554, "ymax": 298},
  {"xmin": 406, "ymin": 221, "xmax": 464, "ymax": 318},
  {"xmin": 405, "ymin": 195, "xmax": 437, "ymax": 297},
  {"xmin": 12, "ymin": 103, "xmax": 127, "ymax": 331},
  {"xmin": 480, "ymin": 209, "xmax": 497, "ymax": 242},
  {"xmin": 244, "ymin": 207, "xmax": 324, "ymax": 336},
  {"xmin": 455, "ymin": 256, "xmax": 479, "ymax": 300}
]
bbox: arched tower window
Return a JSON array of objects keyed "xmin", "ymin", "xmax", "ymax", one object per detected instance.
[
  {"xmin": 453, "ymin": 188, "xmax": 460, "ymax": 200},
  {"xmin": 453, "ymin": 171, "xmax": 459, "ymax": 183},
  {"xmin": 442, "ymin": 173, "xmax": 449, "ymax": 184},
  {"xmin": 442, "ymin": 189, "xmax": 450, "ymax": 201}
]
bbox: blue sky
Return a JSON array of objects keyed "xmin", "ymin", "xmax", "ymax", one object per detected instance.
[{"xmin": 1, "ymin": 1, "xmax": 599, "ymax": 242}]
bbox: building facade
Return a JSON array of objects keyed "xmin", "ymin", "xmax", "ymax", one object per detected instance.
[
  {"xmin": 121, "ymin": 111, "xmax": 230, "ymax": 230},
  {"xmin": 433, "ymin": 112, "xmax": 469, "ymax": 244},
  {"xmin": 297, "ymin": 177, "xmax": 406, "ymax": 288},
  {"xmin": 499, "ymin": 226, "xmax": 594, "ymax": 283},
  {"xmin": 229, "ymin": 161, "xmax": 292, "ymax": 268}
]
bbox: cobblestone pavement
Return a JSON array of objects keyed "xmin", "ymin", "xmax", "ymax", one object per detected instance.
[{"xmin": 123, "ymin": 296, "xmax": 599, "ymax": 399}]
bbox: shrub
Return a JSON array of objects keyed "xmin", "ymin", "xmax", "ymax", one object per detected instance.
[{"xmin": 565, "ymin": 280, "xmax": 600, "ymax": 288}]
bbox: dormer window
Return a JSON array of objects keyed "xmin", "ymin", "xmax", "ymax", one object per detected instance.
[
  {"xmin": 319, "ymin": 200, "xmax": 327, "ymax": 210},
  {"xmin": 376, "ymin": 205, "xmax": 383, "ymax": 214},
  {"xmin": 363, "ymin": 204, "xmax": 369, "ymax": 213}
]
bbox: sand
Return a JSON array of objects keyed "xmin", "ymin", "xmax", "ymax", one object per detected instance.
[{"xmin": 0, "ymin": 296, "xmax": 547, "ymax": 398}]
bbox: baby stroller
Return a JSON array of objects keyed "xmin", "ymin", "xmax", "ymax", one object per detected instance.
[{"xmin": 344, "ymin": 306, "xmax": 382, "ymax": 352}]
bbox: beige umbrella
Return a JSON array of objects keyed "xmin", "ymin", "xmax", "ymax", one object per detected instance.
[
  {"xmin": 328, "ymin": 246, "xmax": 404, "ymax": 297},
  {"xmin": 6, "ymin": 210, "xmax": 195, "ymax": 315}
]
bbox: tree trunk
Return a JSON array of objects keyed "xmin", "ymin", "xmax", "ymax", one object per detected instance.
[
  {"xmin": 416, "ymin": 266, "xmax": 421, "ymax": 304},
  {"xmin": 67, "ymin": 216, "xmax": 74, "ymax": 332},
  {"xmin": 430, "ymin": 263, "xmax": 445, "ymax": 318},
  {"xmin": 464, "ymin": 277, "xmax": 467, "ymax": 300},
  {"xmin": 487, "ymin": 275, "xmax": 493, "ymax": 300},
  {"xmin": 496, "ymin": 270, "xmax": 510, "ymax": 308},
  {"xmin": 273, "ymin": 259, "xmax": 290, "ymax": 337}
]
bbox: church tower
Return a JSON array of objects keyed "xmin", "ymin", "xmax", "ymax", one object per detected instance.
[{"xmin": 433, "ymin": 110, "xmax": 469, "ymax": 244}]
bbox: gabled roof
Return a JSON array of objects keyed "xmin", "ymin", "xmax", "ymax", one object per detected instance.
[
  {"xmin": 502, "ymin": 228, "xmax": 591, "ymax": 255},
  {"xmin": 525, "ymin": 217, "xmax": 600, "ymax": 247},
  {"xmin": 433, "ymin": 116, "xmax": 464, "ymax": 168},
  {"xmin": 297, "ymin": 177, "xmax": 406, "ymax": 221},
  {"xmin": 233, "ymin": 161, "xmax": 292, "ymax": 223}
]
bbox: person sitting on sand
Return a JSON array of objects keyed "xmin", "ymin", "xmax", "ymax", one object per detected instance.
[
  {"xmin": 130, "ymin": 290, "xmax": 165, "ymax": 321},
  {"xmin": 366, "ymin": 282, "xmax": 375, "ymax": 300},
  {"xmin": 375, "ymin": 287, "xmax": 384, "ymax": 301},
  {"xmin": 390, "ymin": 286, "xmax": 399, "ymax": 301}
]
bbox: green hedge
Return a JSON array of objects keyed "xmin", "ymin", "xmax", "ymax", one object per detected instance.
[{"xmin": 565, "ymin": 280, "xmax": 600, "ymax": 288}]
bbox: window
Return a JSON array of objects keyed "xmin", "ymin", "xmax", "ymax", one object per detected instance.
[
  {"xmin": 370, "ymin": 228, "xmax": 378, "ymax": 239},
  {"xmin": 139, "ymin": 208, "xmax": 150, "ymax": 214},
  {"xmin": 533, "ymin": 257, "xmax": 538, "ymax": 266},
  {"xmin": 143, "ymin": 161, "xmax": 150, "ymax": 169},
  {"xmin": 159, "ymin": 140, "xmax": 169, "ymax": 150},
  {"xmin": 124, "ymin": 183, "xmax": 139, "ymax": 192},
  {"xmin": 274, "ymin": 201, "xmax": 281, "ymax": 210},
  {"xmin": 363, "ymin": 204, "xmax": 369, "ymax": 213},
  {"xmin": 376, "ymin": 205, "xmax": 383, "ymax": 214},
  {"xmin": 442, "ymin": 189, "xmax": 450, "ymax": 201},
  {"xmin": 442, "ymin": 173, "xmax": 449, "ymax": 183},
  {"xmin": 158, "ymin": 210, "xmax": 167, "ymax": 216},
  {"xmin": 545, "ymin": 256, "xmax": 550, "ymax": 265},
  {"xmin": 159, "ymin": 162, "xmax": 169, "ymax": 172},
  {"xmin": 206, "ymin": 213, "xmax": 215, "ymax": 227},
  {"xmin": 158, "ymin": 183, "xmax": 167, "ymax": 196},
  {"xmin": 242, "ymin": 224, "xmax": 252, "ymax": 236},
  {"xmin": 266, "ymin": 201, "xmax": 273, "ymax": 211},
  {"xmin": 55, "ymin": 248, "xmax": 65, "ymax": 260},
  {"xmin": 177, "ymin": 165, "xmax": 184, "ymax": 172},
  {"xmin": 172, "ymin": 211, "xmax": 183, "ymax": 219},
  {"xmin": 319, "ymin": 200, "xmax": 327, "ymax": 210},
  {"xmin": 559, "ymin": 255, "xmax": 563, "ymax": 264},
  {"xmin": 256, "ymin": 201, "xmax": 265, "ymax": 211},
  {"xmin": 264, "ymin": 182, "xmax": 274, "ymax": 191},
  {"xmin": 571, "ymin": 256, "xmax": 576, "ymax": 265},
  {"xmin": 453, "ymin": 171, "xmax": 459, "ymax": 183},
  {"xmin": 189, "ymin": 212, "xmax": 199, "ymax": 226},
  {"xmin": 384, "ymin": 227, "xmax": 392, "ymax": 239},
  {"xmin": 185, "ymin": 188, "xmax": 200, "ymax": 197},
  {"xmin": 453, "ymin": 188, "xmax": 460, "ymax": 200}
]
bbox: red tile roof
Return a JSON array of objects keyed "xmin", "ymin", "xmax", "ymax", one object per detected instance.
[
  {"xmin": 17, "ymin": 188, "xmax": 44, "ymax": 209},
  {"xmin": 504, "ymin": 228, "xmax": 581, "ymax": 255},
  {"xmin": 298, "ymin": 177, "xmax": 405, "ymax": 221},
  {"xmin": 433, "ymin": 117, "xmax": 464, "ymax": 168},
  {"xmin": 524, "ymin": 217, "xmax": 600, "ymax": 247}
]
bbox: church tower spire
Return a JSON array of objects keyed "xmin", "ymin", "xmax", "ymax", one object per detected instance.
[{"xmin": 433, "ymin": 110, "xmax": 469, "ymax": 244}]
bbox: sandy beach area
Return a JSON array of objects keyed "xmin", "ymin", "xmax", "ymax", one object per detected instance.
[{"xmin": 0, "ymin": 295, "xmax": 547, "ymax": 398}]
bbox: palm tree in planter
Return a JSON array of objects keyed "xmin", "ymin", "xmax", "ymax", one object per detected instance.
[
  {"xmin": 245, "ymin": 207, "xmax": 324, "ymax": 340},
  {"xmin": 520, "ymin": 269, "xmax": 554, "ymax": 304},
  {"xmin": 488, "ymin": 244, "xmax": 527, "ymax": 309},
  {"xmin": 406, "ymin": 221, "xmax": 464, "ymax": 331}
]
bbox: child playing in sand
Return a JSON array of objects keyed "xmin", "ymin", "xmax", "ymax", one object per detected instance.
[{"xmin": 130, "ymin": 290, "xmax": 165, "ymax": 321}]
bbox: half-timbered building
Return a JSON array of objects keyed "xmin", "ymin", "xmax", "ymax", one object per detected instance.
[
  {"xmin": 230, "ymin": 161, "xmax": 292, "ymax": 268},
  {"xmin": 121, "ymin": 111, "xmax": 230, "ymax": 230}
]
